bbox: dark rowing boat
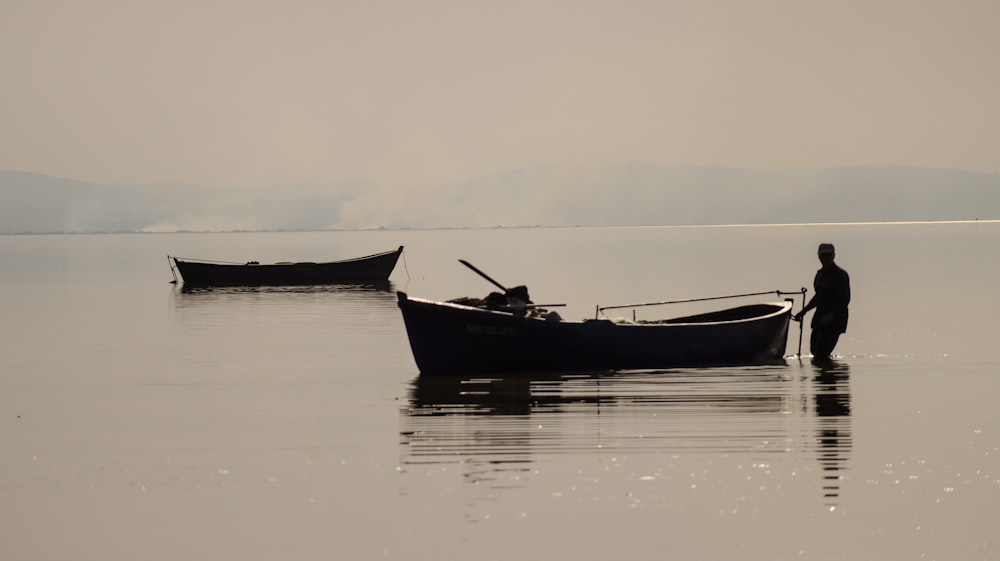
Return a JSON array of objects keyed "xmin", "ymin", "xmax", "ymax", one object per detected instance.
[
  {"xmin": 396, "ymin": 291, "xmax": 794, "ymax": 375},
  {"xmin": 169, "ymin": 246, "xmax": 403, "ymax": 286}
]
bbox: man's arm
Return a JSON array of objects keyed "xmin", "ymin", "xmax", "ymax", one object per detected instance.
[{"xmin": 793, "ymin": 295, "xmax": 817, "ymax": 322}]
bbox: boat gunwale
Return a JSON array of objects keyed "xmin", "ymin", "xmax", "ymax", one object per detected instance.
[
  {"xmin": 170, "ymin": 246, "xmax": 403, "ymax": 267},
  {"xmin": 400, "ymin": 293, "xmax": 792, "ymax": 328}
]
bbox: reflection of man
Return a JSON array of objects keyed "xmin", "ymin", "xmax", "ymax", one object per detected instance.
[
  {"xmin": 793, "ymin": 243, "xmax": 851, "ymax": 359},
  {"xmin": 812, "ymin": 360, "xmax": 851, "ymax": 506}
]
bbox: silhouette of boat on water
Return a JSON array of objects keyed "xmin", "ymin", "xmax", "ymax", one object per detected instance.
[
  {"xmin": 397, "ymin": 292, "xmax": 793, "ymax": 375},
  {"xmin": 169, "ymin": 245, "xmax": 403, "ymax": 287},
  {"xmin": 397, "ymin": 259, "xmax": 800, "ymax": 376}
]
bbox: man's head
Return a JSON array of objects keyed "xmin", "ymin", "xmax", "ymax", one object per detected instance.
[{"xmin": 818, "ymin": 243, "xmax": 836, "ymax": 264}]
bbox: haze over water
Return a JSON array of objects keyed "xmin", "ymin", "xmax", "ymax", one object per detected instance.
[{"xmin": 1, "ymin": 221, "xmax": 998, "ymax": 560}]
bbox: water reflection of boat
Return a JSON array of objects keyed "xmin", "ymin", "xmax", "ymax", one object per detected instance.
[
  {"xmin": 398, "ymin": 367, "xmax": 844, "ymax": 508},
  {"xmin": 405, "ymin": 369, "xmax": 791, "ymax": 417},
  {"xmin": 168, "ymin": 246, "xmax": 403, "ymax": 287},
  {"xmin": 170, "ymin": 281, "xmax": 399, "ymax": 314},
  {"xmin": 408, "ymin": 374, "xmax": 538, "ymax": 416},
  {"xmin": 401, "ymin": 369, "xmax": 794, "ymax": 468},
  {"xmin": 176, "ymin": 279, "xmax": 394, "ymax": 295}
]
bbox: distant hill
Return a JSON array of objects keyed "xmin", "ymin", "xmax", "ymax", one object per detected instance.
[
  {"xmin": 514, "ymin": 164, "xmax": 1000, "ymax": 227},
  {"xmin": 1, "ymin": 165, "xmax": 997, "ymax": 233},
  {"xmin": 0, "ymin": 171, "xmax": 366, "ymax": 233}
]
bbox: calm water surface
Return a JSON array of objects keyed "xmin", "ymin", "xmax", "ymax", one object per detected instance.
[{"xmin": 1, "ymin": 223, "xmax": 998, "ymax": 560}]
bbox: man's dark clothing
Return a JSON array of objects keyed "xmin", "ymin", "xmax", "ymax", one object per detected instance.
[
  {"xmin": 807, "ymin": 263, "xmax": 850, "ymax": 357},
  {"xmin": 810, "ymin": 328, "xmax": 842, "ymax": 361}
]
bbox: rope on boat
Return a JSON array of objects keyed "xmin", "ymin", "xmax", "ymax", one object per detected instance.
[
  {"xmin": 167, "ymin": 255, "xmax": 179, "ymax": 284},
  {"xmin": 596, "ymin": 287, "xmax": 810, "ymax": 357},
  {"xmin": 597, "ymin": 289, "xmax": 806, "ymax": 314},
  {"xmin": 401, "ymin": 247, "xmax": 411, "ymax": 283}
]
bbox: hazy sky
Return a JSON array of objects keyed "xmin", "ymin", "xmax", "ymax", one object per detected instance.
[{"xmin": 3, "ymin": 0, "xmax": 998, "ymax": 189}]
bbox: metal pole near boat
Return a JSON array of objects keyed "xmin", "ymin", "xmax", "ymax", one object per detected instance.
[
  {"xmin": 797, "ymin": 297, "xmax": 804, "ymax": 358},
  {"xmin": 785, "ymin": 287, "xmax": 807, "ymax": 358},
  {"xmin": 786, "ymin": 297, "xmax": 803, "ymax": 358}
]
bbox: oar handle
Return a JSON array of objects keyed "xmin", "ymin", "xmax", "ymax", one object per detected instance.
[{"xmin": 458, "ymin": 259, "xmax": 508, "ymax": 293}]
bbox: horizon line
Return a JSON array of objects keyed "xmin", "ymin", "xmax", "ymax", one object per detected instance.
[{"xmin": 3, "ymin": 218, "xmax": 998, "ymax": 236}]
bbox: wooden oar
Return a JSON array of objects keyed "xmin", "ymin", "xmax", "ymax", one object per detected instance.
[
  {"xmin": 459, "ymin": 260, "xmax": 566, "ymax": 312},
  {"xmin": 458, "ymin": 259, "xmax": 509, "ymax": 293}
]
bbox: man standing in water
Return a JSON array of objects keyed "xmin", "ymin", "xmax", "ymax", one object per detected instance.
[{"xmin": 793, "ymin": 243, "xmax": 851, "ymax": 359}]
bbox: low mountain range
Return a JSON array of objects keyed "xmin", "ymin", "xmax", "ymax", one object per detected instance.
[{"xmin": 1, "ymin": 164, "xmax": 997, "ymax": 234}]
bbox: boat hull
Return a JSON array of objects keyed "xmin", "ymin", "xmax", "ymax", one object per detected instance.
[
  {"xmin": 171, "ymin": 246, "xmax": 402, "ymax": 286},
  {"xmin": 397, "ymin": 292, "xmax": 792, "ymax": 375}
]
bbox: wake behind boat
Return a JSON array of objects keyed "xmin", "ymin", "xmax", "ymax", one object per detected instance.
[
  {"xmin": 169, "ymin": 246, "xmax": 403, "ymax": 286},
  {"xmin": 396, "ymin": 260, "xmax": 802, "ymax": 375}
]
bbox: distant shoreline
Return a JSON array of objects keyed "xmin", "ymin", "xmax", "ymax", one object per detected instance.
[{"xmin": 5, "ymin": 165, "xmax": 999, "ymax": 234}]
